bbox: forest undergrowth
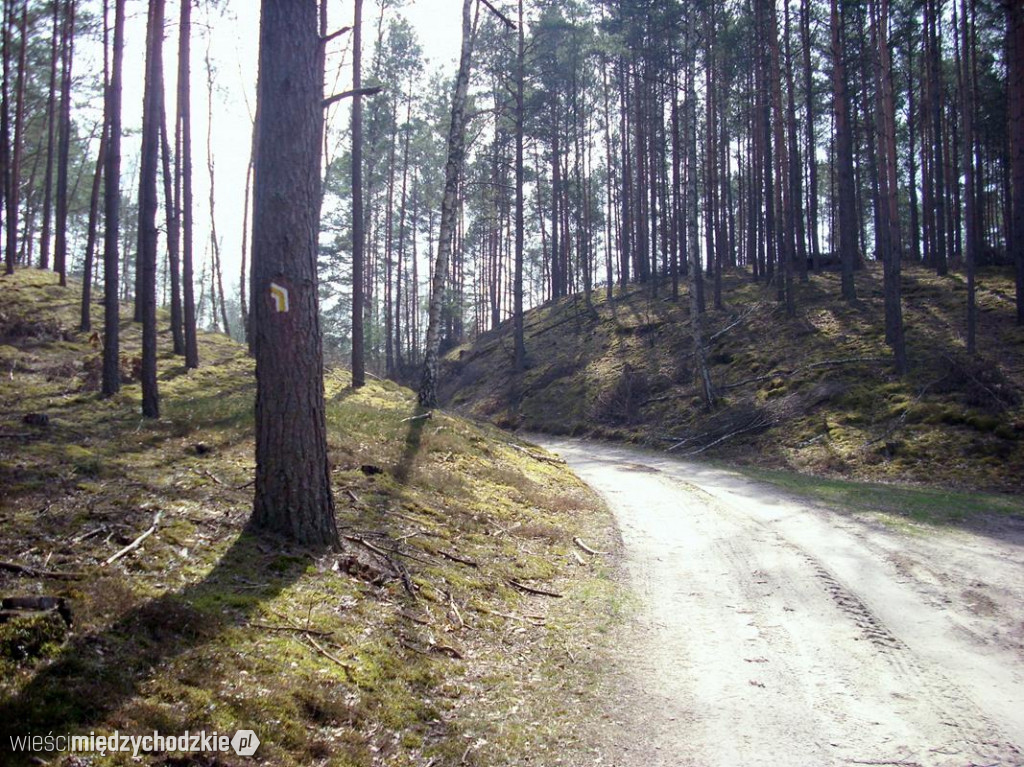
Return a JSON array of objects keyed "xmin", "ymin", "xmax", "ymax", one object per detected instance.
[
  {"xmin": 442, "ymin": 264, "xmax": 1024, "ymax": 495},
  {"xmin": 0, "ymin": 268, "xmax": 623, "ymax": 767}
]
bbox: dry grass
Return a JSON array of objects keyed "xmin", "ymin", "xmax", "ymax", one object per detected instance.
[
  {"xmin": 442, "ymin": 264, "xmax": 1024, "ymax": 494},
  {"xmin": 0, "ymin": 268, "xmax": 622, "ymax": 767}
]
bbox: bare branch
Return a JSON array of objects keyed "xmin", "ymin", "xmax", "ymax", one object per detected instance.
[
  {"xmin": 479, "ymin": 0, "xmax": 516, "ymax": 29},
  {"xmin": 322, "ymin": 85, "xmax": 383, "ymax": 108},
  {"xmin": 320, "ymin": 26, "xmax": 352, "ymax": 45}
]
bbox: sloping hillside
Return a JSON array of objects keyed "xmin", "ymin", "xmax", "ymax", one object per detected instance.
[
  {"xmin": 0, "ymin": 269, "xmax": 620, "ymax": 766},
  {"xmin": 441, "ymin": 265, "xmax": 1024, "ymax": 493}
]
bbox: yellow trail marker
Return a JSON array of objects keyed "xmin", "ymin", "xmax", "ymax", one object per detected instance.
[{"xmin": 270, "ymin": 282, "xmax": 290, "ymax": 313}]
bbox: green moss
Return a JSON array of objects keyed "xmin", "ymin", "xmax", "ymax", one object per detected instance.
[{"xmin": 0, "ymin": 612, "xmax": 68, "ymax": 664}]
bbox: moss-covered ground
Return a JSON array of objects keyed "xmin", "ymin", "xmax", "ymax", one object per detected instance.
[
  {"xmin": 441, "ymin": 264, "xmax": 1024, "ymax": 495},
  {"xmin": 0, "ymin": 268, "xmax": 622, "ymax": 766}
]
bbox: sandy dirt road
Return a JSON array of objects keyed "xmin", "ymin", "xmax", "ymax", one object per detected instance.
[{"xmin": 535, "ymin": 437, "xmax": 1024, "ymax": 767}]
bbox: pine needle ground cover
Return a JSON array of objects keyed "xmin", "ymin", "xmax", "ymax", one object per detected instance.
[
  {"xmin": 0, "ymin": 269, "xmax": 622, "ymax": 767},
  {"xmin": 442, "ymin": 265, "xmax": 1024, "ymax": 496}
]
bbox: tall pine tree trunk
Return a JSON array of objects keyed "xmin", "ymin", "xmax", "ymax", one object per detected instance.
[
  {"xmin": 830, "ymin": 0, "xmax": 857, "ymax": 300},
  {"xmin": 872, "ymin": 0, "xmax": 907, "ymax": 375},
  {"xmin": 160, "ymin": 103, "xmax": 184, "ymax": 354},
  {"xmin": 39, "ymin": 1, "xmax": 59, "ymax": 271},
  {"xmin": 1009, "ymin": 0, "xmax": 1024, "ymax": 324},
  {"xmin": 178, "ymin": 0, "xmax": 199, "ymax": 369},
  {"xmin": 251, "ymin": 0, "xmax": 337, "ymax": 548},
  {"xmin": 351, "ymin": 0, "xmax": 366, "ymax": 388},
  {"xmin": 513, "ymin": 0, "xmax": 526, "ymax": 373},
  {"xmin": 102, "ymin": 0, "xmax": 125, "ymax": 396},
  {"xmin": 139, "ymin": 0, "xmax": 164, "ymax": 418},
  {"xmin": 4, "ymin": 3, "xmax": 27, "ymax": 276},
  {"xmin": 54, "ymin": 0, "xmax": 75, "ymax": 287}
]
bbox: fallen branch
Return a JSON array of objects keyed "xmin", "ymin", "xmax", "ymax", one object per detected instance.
[
  {"xmin": 573, "ymin": 537, "xmax": 607, "ymax": 556},
  {"xmin": 193, "ymin": 467, "xmax": 225, "ymax": 486},
  {"xmin": 505, "ymin": 442, "xmax": 565, "ymax": 465},
  {"xmin": 707, "ymin": 302, "xmax": 767, "ymax": 344},
  {"xmin": 400, "ymin": 411, "xmax": 432, "ymax": 423},
  {"xmin": 341, "ymin": 534, "xmax": 418, "ymax": 596},
  {"xmin": 680, "ymin": 417, "xmax": 774, "ymax": 456},
  {"xmin": 469, "ymin": 604, "xmax": 546, "ymax": 626},
  {"xmin": 0, "ymin": 561, "xmax": 88, "ymax": 580},
  {"xmin": 102, "ymin": 511, "xmax": 163, "ymax": 567},
  {"xmin": 304, "ymin": 634, "xmax": 355, "ymax": 682},
  {"xmin": 439, "ymin": 549, "xmax": 478, "ymax": 568},
  {"xmin": 507, "ymin": 579, "xmax": 563, "ymax": 598},
  {"xmin": 249, "ymin": 622, "xmax": 334, "ymax": 637},
  {"xmin": 71, "ymin": 525, "xmax": 108, "ymax": 544}
]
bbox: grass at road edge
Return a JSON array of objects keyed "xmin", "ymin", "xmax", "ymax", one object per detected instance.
[{"xmin": 735, "ymin": 465, "xmax": 1024, "ymax": 529}]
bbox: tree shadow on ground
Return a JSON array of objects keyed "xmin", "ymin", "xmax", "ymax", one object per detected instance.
[
  {"xmin": 392, "ymin": 407, "xmax": 429, "ymax": 485},
  {"xmin": 0, "ymin": 521, "xmax": 318, "ymax": 765}
]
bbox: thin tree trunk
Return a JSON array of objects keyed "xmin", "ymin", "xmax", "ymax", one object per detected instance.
[
  {"xmin": 139, "ymin": 0, "xmax": 164, "ymax": 418},
  {"xmin": 872, "ymin": 0, "xmax": 907, "ymax": 374},
  {"xmin": 686, "ymin": 12, "xmax": 714, "ymax": 408},
  {"xmin": 205, "ymin": 48, "xmax": 231, "ymax": 339},
  {"xmin": 40, "ymin": 0, "xmax": 60, "ymax": 271},
  {"xmin": 831, "ymin": 0, "xmax": 857, "ymax": 300},
  {"xmin": 351, "ymin": 0, "xmax": 365, "ymax": 388},
  {"xmin": 960, "ymin": 0, "xmax": 977, "ymax": 353},
  {"xmin": 160, "ymin": 98, "xmax": 184, "ymax": 354},
  {"xmin": 80, "ymin": 133, "xmax": 105, "ymax": 332},
  {"xmin": 801, "ymin": 0, "xmax": 820, "ymax": 269},
  {"xmin": 513, "ymin": 0, "xmax": 526, "ymax": 373},
  {"xmin": 179, "ymin": 0, "xmax": 199, "ymax": 369},
  {"xmin": 4, "ymin": 2, "xmax": 27, "ymax": 276},
  {"xmin": 241, "ymin": 153, "xmax": 253, "ymax": 350},
  {"xmin": 54, "ymin": 0, "xmax": 75, "ymax": 287},
  {"xmin": 418, "ymin": 0, "xmax": 478, "ymax": 408},
  {"xmin": 102, "ymin": 0, "xmax": 125, "ymax": 396},
  {"xmin": 927, "ymin": 0, "xmax": 948, "ymax": 275}
]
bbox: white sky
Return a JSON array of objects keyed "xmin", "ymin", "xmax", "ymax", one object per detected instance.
[{"xmin": 94, "ymin": 0, "xmax": 465, "ymax": 304}]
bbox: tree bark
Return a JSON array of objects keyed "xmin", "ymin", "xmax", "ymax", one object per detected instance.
[
  {"xmin": 102, "ymin": 0, "xmax": 125, "ymax": 396},
  {"xmin": 39, "ymin": 0, "xmax": 60, "ymax": 272},
  {"xmin": 139, "ymin": 0, "xmax": 164, "ymax": 418},
  {"xmin": 513, "ymin": 0, "xmax": 526, "ymax": 373},
  {"xmin": 4, "ymin": 2, "xmax": 27, "ymax": 276},
  {"xmin": 54, "ymin": 0, "xmax": 75, "ymax": 287},
  {"xmin": 1010, "ymin": 0, "xmax": 1024, "ymax": 324},
  {"xmin": 871, "ymin": 0, "xmax": 907, "ymax": 375},
  {"xmin": 418, "ymin": 0, "xmax": 477, "ymax": 409},
  {"xmin": 178, "ymin": 0, "xmax": 199, "ymax": 369},
  {"xmin": 160, "ymin": 101, "xmax": 184, "ymax": 354},
  {"xmin": 959, "ymin": 0, "xmax": 977, "ymax": 353},
  {"xmin": 351, "ymin": 0, "xmax": 366, "ymax": 389},
  {"xmin": 251, "ymin": 0, "xmax": 338, "ymax": 548},
  {"xmin": 80, "ymin": 133, "xmax": 105, "ymax": 333},
  {"xmin": 830, "ymin": 0, "xmax": 857, "ymax": 300}
]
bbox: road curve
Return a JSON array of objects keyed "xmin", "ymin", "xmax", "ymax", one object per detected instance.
[{"xmin": 535, "ymin": 437, "xmax": 1024, "ymax": 767}]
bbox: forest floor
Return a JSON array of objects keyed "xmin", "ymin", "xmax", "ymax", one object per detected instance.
[
  {"xmin": 0, "ymin": 268, "xmax": 623, "ymax": 767},
  {"xmin": 441, "ymin": 263, "xmax": 1024, "ymax": 494},
  {"xmin": 538, "ymin": 436, "xmax": 1024, "ymax": 767}
]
